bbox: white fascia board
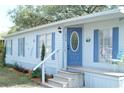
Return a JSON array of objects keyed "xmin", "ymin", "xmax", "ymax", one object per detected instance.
[{"xmin": 3, "ymin": 9, "xmax": 123, "ymax": 38}]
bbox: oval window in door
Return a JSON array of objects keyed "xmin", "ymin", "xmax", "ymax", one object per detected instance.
[{"xmin": 70, "ymin": 31, "xmax": 79, "ymax": 52}]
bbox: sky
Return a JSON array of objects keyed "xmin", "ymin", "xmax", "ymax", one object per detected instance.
[{"xmin": 0, "ymin": 5, "xmax": 16, "ymax": 33}]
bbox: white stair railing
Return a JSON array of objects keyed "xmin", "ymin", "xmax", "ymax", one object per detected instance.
[{"xmin": 33, "ymin": 49, "xmax": 60, "ymax": 83}]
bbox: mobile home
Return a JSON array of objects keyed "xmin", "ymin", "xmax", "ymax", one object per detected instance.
[{"xmin": 4, "ymin": 8, "xmax": 124, "ymax": 88}]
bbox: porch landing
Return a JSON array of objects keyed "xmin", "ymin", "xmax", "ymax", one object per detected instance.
[
  {"xmin": 42, "ymin": 67, "xmax": 124, "ymax": 88},
  {"xmin": 67, "ymin": 66, "xmax": 124, "ymax": 77},
  {"xmin": 68, "ymin": 66, "xmax": 124, "ymax": 88}
]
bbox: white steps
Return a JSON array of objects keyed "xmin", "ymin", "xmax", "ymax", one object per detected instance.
[
  {"xmin": 41, "ymin": 83, "xmax": 57, "ymax": 88},
  {"xmin": 41, "ymin": 70, "xmax": 83, "ymax": 88},
  {"xmin": 54, "ymin": 74, "xmax": 71, "ymax": 82},
  {"xmin": 58, "ymin": 70, "xmax": 80, "ymax": 78},
  {"xmin": 48, "ymin": 79, "xmax": 68, "ymax": 88}
]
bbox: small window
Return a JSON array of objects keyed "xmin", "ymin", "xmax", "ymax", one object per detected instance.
[
  {"xmin": 36, "ymin": 35, "xmax": 41, "ymax": 58},
  {"xmin": 70, "ymin": 31, "xmax": 79, "ymax": 52},
  {"xmin": 45, "ymin": 33, "xmax": 52, "ymax": 56},
  {"xmin": 99, "ymin": 29, "xmax": 112, "ymax": 62},
  {"xmin": 6, "ymin": 40, "xmax": 12, "ymax": 55},
  {"xmin": 41, "ymin": 33, "xmax": 56, "ymax": 60},
  {"xmin": 18, "ymin": 37, "xmax": 25, "ymax": 57}
]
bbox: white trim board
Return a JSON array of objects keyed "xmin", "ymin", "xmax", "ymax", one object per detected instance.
[{"xmin": 3, "ymin": 9, "xmax": 124, "ymax": 38}]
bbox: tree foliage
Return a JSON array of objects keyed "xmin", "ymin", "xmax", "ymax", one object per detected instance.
[
  {"xmin": 8, "ymin": 5, "xmax": 52, "ymax": 32},
  {"xmin": 8, "ymin": 5, "xmax": 118, "ymax": 34}
]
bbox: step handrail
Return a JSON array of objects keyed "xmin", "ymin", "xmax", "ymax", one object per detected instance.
[
  {"xmin": 33, "ymin": 49, "xmax": 59, "ymax": 71},
  {"xmin": 33, "ymin": 49, "xmax": 60, "ymax": 83}
]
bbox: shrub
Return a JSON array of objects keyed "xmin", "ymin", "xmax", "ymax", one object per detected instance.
[
  {"xmin": 41, "ymin": 42, "xmax": 45, "ymax": 61},
  {"xmin": 2, "ymin": 46, "xmax": 6, "ymax": 66},
  {"xmin": 31, "ymin": 68, "xmax": 41, "ymax": 78},
  {"xmin": 0, "ymin": 43, "xmax": 6, "ymax": 67},
  {"xmin": 5, "ymin": 64, "xmax": 15, "ymax": 68},
  {"xmin": 31, "ymin": 69, "xmax": 53, "ymax": 82}
]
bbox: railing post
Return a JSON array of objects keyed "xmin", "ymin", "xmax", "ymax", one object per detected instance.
[
  {"xmin": 42, "ymin": 63, "xmax": 45, "ymax": 83},
  {"xmin": 33, "ymin": 49, "xmax": 59, "ymax": 83},
  {"xmin": 57, "ymin": 50, "xmax": 60, "ymax": 72}
]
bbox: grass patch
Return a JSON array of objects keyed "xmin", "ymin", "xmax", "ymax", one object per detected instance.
[{"xmin": 0, "ymin": 66, "xmax": 40, "ymax": 87}]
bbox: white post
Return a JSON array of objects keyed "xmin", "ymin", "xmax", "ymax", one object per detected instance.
[
  {"xmin": 57, "ymin": 50, "xmax": 59, "ymax": 72},
  {"xmin": 42, "ymin": 63, "xmax": 45, "ymax": 83}
]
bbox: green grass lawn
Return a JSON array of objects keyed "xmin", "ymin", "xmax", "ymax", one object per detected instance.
[{"xmin": 0, "ymin": 66, "xmax": 41, "ymax": 87}]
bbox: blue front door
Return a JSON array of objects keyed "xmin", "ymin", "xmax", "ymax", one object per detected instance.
[{"xmin": 67, "ymin": 28, "xmax": 82, "ymax": 66}]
